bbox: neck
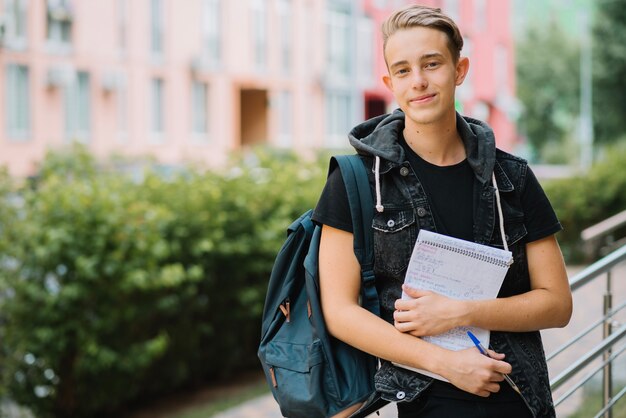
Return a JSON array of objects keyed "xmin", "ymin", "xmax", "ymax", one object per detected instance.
[{"xmin": 403, "ymin": 112, "xmax": 465, "ymax": 166}]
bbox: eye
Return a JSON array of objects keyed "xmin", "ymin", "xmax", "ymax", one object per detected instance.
[
  {"xmin": 395, "ymin": 68, "xmax": 409, "ymax": 76},
  {"xmin": 425, "ymin": 62, "xmax": 440, "ymax": 69}
]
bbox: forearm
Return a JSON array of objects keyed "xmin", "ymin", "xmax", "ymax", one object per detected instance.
[
  {"xmin": 462, "ymin": 289, "xmax": 571, "ymax": 332},
  {"xmin": 459, "ymin": 236, "xmax": 572, "ymax": 332},
  {"xmin": 326, "ymin": 301, "xmax": 447, "ymax": 373}
]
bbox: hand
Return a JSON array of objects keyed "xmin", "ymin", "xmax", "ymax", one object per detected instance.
[
  {"xmin": 442, "ymin": 348, "xmax": 511, "ymax": 397},
  {"xmin": 393, "ymin": 285, "xmax": 467, "ymax": 336}
]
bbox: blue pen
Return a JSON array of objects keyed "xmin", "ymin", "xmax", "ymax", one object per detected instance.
[{"xmin": 467, "ymin": 331, "xmax": 521, "ymax": 395}]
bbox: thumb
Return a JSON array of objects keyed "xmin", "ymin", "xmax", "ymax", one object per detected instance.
[{"xmin": 402, "ymin": 285, "xmax": 433, "ymax": 298}]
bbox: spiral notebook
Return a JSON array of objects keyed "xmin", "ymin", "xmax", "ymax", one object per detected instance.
[{"xmin": 393, "ymin": 229, "xmax": 513, "ymax": 381}]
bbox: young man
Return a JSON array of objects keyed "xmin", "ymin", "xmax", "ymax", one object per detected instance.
[{"xmin": 313, "ymin": 5, "xmax": 572, "ymax": 418}]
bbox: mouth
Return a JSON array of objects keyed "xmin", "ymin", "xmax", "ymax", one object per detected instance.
[{"xmin": 409, "ymin": 94, "xmax": 436, "ymax": 104}]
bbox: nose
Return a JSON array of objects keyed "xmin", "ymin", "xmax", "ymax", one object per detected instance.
[{"xmin": 411, "ymin": 70, "xmax": 428, "ymax": 89}]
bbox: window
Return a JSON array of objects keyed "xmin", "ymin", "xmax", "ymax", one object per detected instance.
[
  {"xmin": 46, "ymin": 0, "xmax": 72, "ymax": 47},
  {"xmin": 277, "ymin": 0, "xmax": 292, "ymax": 74},
  {"xmin": 202, "ymin": 0, "xmax": 221, "ymax": 68},
  {"xmin": 495, "ymin": 44, "xmax": 508, "ymax": 91},
  {"xmin": 150, "ymin": 0, "xmax": 164, "ymax": 57},
  {"xmin": 474, "ymin": 0, "xmax": 487, "ymax": 32},
  {"xmin": 191, "ymin": 81, "xmax": 208, "ymax": 136},
  {"xmin": 5, "ymin": 64, "xmax": 30, "ymax": 139},
  {"xmin": 444, "ymin": 0, "xmax": 460, "ymax": 23},
  {"xmin": 151, "ymin": 78, "xmax": 164, "ymax": 136},
  {"xmin": 117, "ymin": 74, "xmax": 128, "ymax": 141},
  {"xmin": 356, "ymin": 15, "xmax": 374, "ymax": 85},
  {"xmin": 118, "ymin": 0, "xmax": 128, "ymax": 54},
  {"xmin": 250, "ymin": 0, "xmax": 267, "ymax": 72},
  {"xmin": 303, "ymin": 1, "xmax": 313, "ymax": 77},
  {"xmin": 3, "ymin": 0, "xmax": 27, "ymax": 48},
  {"xmin": 326, "ymin": 6, "xmax": 351, "ymax": 79},
  {"xmin": 65, "ymin": 71, "xmax": 90, "ymax": 142},
  {"xmin": 326, "ymin": 92, "xmax": 352, "ymax": 147},
  {"xmin": 276, "ymin": 90, "xmax": 292, "ymax": 147}
]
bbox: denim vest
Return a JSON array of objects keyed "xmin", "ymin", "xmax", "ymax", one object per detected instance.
[{"xmin": 350, "ymin": 112, "xmax": 556, "ymax": 418}]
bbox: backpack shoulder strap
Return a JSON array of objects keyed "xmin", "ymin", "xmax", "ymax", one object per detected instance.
[{"xmin": 332, "ymin": 155, "xmax": 379, "ymax": 316}]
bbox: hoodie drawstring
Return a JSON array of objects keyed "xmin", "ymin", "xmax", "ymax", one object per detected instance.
[
  {"xmin": 374, "ymin": 156, "xmax": 384, "ymax": 212},
  {"xmin": 492, "ymin": 172, "xmax": 509, "ymax": 253}
]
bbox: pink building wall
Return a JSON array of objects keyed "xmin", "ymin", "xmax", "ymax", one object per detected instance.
[{"xmin": 0, "ymin": 0, "xmax": 518, "ymax": 178}]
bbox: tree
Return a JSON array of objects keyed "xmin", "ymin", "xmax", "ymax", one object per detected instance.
[
  {"xmin": 516, "ymin": 20, "xmax": 580, "ymax": 163},
  {"xmin": 592, "ymin": 0, "xmax": 626, "ymax": 144}
]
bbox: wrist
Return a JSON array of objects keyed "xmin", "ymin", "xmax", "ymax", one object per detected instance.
[
  {"xmin": 458, "ymin": 300, "xmax": 474, "ymax": 327},
  {"xmin": 429, "ymin": 345, "xmax": 453, "ymax": 377}
]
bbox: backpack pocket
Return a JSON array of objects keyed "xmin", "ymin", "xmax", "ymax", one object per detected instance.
[{"xmin": 263, "ymin": 339, "xmax": 338, "ymax": 418}]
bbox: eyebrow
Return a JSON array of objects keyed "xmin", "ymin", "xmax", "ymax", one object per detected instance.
[
  {"xmin": 389, "ymin": 60, "xmax": 410, "ymax": 72},
  {"xmin": 389, "ymin": 52, "xmax": 446, "ymax": 71}
]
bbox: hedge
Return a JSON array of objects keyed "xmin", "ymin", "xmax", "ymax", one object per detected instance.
[
  {"xmin": 0, "ymin": 146, "xmax": 329, "ymax": 417},
  {"xmin": 543, "ymin": 144, "xmax": 626, "ymax": 262}
]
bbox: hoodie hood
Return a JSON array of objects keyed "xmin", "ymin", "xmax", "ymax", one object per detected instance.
[{"xmin": 348, "ymin": 109, "xmax": 497, "ymax": 185}]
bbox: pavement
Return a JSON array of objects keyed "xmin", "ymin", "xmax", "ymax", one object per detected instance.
[
  {"xmin": 213, "ymin": 395, "xmax": 396, "ymax": 418},
  {"xmin": 215, "ymin": 264, "xmax": 626, "ymax": 418}
]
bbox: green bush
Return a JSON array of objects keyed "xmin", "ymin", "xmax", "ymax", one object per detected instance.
[
  {"xmin": 544, "ymin": 144, "xmax": 626, "ymax": 262},
  {"xmin": 0, "ymin": 146, "xmax": 328, "ymax": 417}
]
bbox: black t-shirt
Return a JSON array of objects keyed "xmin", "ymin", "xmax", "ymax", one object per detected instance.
[
  {"xmin": 312, "ymin": 147, "xmax": 561, "ymax": 244},
  {"xmin": 400, "ymin": 137, "xmax": 474, "ymax": 240}
]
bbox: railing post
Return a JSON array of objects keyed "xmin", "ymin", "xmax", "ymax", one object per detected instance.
[{"xmin": 602, "ymin": 270, "xmax": 613, "ymax": 418}]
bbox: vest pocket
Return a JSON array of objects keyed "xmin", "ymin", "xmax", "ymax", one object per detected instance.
[
  {"xmin": 372, "ymin": 209, "xmax": 416, "ymax": 276},
  {"xmin": 492, "ymin": 216, "xmax": 527, "ymax": 248}
]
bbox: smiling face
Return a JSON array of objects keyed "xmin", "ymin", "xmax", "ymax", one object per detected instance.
[{"xmin": 383, "ymin": 26, "xmax": 469, "ymax": 130}]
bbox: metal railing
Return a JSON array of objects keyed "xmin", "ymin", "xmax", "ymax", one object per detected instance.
[
  {"xmin": 581, "ymin": 209, "xmax": 626, "ymax": 258},
  {"xmin": 548, "ymin": 244, "xmax": 626, "ymax": 418}
]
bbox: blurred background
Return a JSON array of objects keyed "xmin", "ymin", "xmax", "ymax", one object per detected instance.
[{"xmin": 0, "ymin": 0, "xmax": 625, "ymax": 417}]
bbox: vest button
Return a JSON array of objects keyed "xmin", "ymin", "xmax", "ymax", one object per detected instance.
[
  {"xmin": 417, "ymin": 207, "xmax": 427, "ymax": 217},
  {"xmin": 396, "ymin": 391, "xmax": 406, "ymax": 400},
  {"xmin": 400, "ymin": 167, "xmax": 410, "ymax": 176}
]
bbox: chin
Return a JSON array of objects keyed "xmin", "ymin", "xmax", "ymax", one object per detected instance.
[
  {"xmin": 405, "ymin": 110, "xmax": 439, "ymax": 125},
  {"xmin": 404, "ymin": 105, "xmax": 452, "ymax": 125}
]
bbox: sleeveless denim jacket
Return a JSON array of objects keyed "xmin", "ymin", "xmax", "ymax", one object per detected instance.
[{"xmin": 348, "ymin": 110, "xmax": 556, "ymax": 418}]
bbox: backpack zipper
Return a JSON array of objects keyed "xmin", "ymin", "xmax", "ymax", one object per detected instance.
[
  {"xmin": 279, "ymin": 298, "xmax": 291, "ymax": 322},
  {"xmin": 269, "ymin": 366, "xmax": 277, "ymax": 387}
]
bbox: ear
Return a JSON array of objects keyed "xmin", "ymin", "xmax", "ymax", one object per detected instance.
[
  {"xmin": 455, "ymin": 56, "xmax": 470, "ymax": 86},
  {"xmin": 383, "ymin": 74, "xmax": 393, "ymax": 92}
]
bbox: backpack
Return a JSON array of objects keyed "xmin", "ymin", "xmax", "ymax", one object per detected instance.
[{"xmin": 257, "ymin": 155, "xmax": 386, "ymax": 418}]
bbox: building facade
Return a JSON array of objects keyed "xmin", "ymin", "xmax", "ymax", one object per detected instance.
[{"xmin": 0, "ymin": 0, "xmax": 517, "ymax": 177}]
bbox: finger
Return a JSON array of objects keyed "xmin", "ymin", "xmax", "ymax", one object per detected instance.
[
  {"xmin": 486, "ymin": 349, "xmax": 505, "ymax": 360},
  {"xmin": 393, "ymin": 309, "xmax": 413, "ymax": 322},
  {"xmin": 493, "ymin": 360, "xmax": 513, "ymax": 375},
  {"xmin": 394, "ymin": 298, "xmax": 413, "ymax": 311},
  {"xmin": 402, "ymin": 285, "xmax": 433, "ymax": 298},
  {"xmin": 394, "ymin": 320, "xmax": 410, "ymax": 333},
  {"xmin": 487, "ymin": 382, "xmax": 501, "ymax": 393}
]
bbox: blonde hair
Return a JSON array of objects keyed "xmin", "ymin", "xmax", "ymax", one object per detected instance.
[{"xmin": 382, "ymin": 5, "xmax": 463, "ymax": 62}]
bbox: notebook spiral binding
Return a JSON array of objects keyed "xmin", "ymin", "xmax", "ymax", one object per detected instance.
[{"xmin": 421, "ymin": 240, "xmax": 512, "ymax": 268}]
